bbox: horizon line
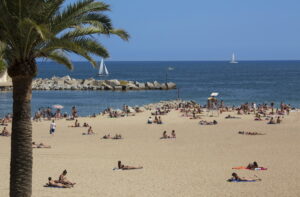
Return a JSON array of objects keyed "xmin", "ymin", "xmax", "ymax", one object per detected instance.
[{"xmin": 37, "ymin": 59, "xmax": 300, "ymax": 62}]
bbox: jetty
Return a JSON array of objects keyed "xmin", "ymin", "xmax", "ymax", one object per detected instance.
[{"xmin": 31, "ymin": 76, "xmax": 176, "ymax": 91}]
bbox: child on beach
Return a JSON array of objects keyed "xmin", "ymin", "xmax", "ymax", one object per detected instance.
[{"xmin": 49, "ymin": 120, "xmax": 56, "ymax": 135}]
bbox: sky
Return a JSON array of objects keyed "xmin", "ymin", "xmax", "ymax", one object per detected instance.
[{"xmin": 68, "ymin": 0, "xmax": 300, "ymax": 61}]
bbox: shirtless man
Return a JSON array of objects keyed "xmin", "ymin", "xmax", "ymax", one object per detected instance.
[
  {"xmin": 47, "ymin": 177, "xmax": 71, "ymax": 188},
  {"xmin": 58, "ymin": 170, "xmax": 76, "ymax": 186},
  {"xmin": 118, "ymin": 161, "xmax": 143, "ymax": 170}
]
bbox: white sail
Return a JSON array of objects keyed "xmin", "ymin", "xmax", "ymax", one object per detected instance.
[
  {"xmin": 104, "ymin": 64, "xmax": 109, "ymax": 75},
  {"xmin": 230, "ymin": 53, "xmax": 238, "ymax": 63},
  {"xmin": 98, "ymin": 58, "xmax": 109, "ymax": 76}
]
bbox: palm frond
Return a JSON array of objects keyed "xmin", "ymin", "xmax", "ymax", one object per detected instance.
[{"xmin": 43, "ymin": 50, "xmax": 73, "ymax": 70}]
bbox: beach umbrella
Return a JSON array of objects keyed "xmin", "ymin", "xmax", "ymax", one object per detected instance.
[{"xmin": 52, "ymin": 104, "xmax": 64, "ymax": 109}]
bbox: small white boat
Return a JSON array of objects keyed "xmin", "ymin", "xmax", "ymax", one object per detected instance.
[
  {"xmin": 167, "ymin": 66, "xmax": 174, "ymax": 71},
  {"xmin": 230, "ymin": 53, "xmax": 238, "ymax": 64},
  {"xmin": 98, "ymin": 58, "xmax": 109, "ymax": 76}
]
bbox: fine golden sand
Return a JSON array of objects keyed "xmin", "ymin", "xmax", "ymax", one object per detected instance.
[{"xmin": 1, "ymin": 109, "xmax": 300, "ymax": 196}]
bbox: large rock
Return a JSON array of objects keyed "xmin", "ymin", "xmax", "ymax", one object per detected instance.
[
  {"xmin": 160, "ymin": 83, "xmax": 168, "ymax": 90},
  {"xmin": 166, "ymin": 82, "xmax": 176, "ymax": 89},
  {"xmin": 145, "ymin": 82, "xmax": 154, "ymax": 89},
  {"xmin": 82, "ymin": 79, "xmax": 93, "ymax": 86},
  {"xmin": 135, "ymin": 82, "xmax": 145, "ymax": 89},
  {"xmin": 105, "ymin": 79, "xmax": 120, "ymax": 87},
  {"xmin": 127, "ymin": 83, "xmax": 139, "ymax": 90},
  {"xmin": 153, "ymin": 81, "xmax": 161, "ymax": 89},
  {"xmin": 114, "ymin": 86, "xmax": 123, "ymax": 91},
  {"xmin": 102, "ymin": 83, "xmax": 113, "ymax": 90}
]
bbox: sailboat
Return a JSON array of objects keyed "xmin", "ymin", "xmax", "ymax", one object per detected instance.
[
  {"xmin": 98, "ymin": 58, "xmax": 109, "ymax": 76},
  {"xmin": 230, "ymin": 53, "xmax": 238, "ymax": 64}
]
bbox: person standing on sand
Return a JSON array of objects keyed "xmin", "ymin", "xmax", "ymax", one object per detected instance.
[{"xmin": 50, "ymin": 120, "xmax": 56, "ymax": 135}]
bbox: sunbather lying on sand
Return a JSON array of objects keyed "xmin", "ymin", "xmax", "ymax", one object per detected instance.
[
  {"xmin": 102, "ymin": 134, "xmax": 111, "ymax": 139},
  {"xmin": 225, "ymin": 115, "xmax": 241, "ymax": 119},
  {"xmin": 57, "ymin": 170, "xmax": 76, "ymax": 186},
  {"xmin": 1, "ymin": 127, "xmax": 10, "ymax": 136},
  {"xmin": 32, "ymin": 142, "xmax": 51, "ymax": 148},
  {"xmin": 238, "ymin": 131, "xmax": 266, "ymax": 135},
  {"xmin": 161, "ymin": 130, "xmax": 176, "ymax": 139},
  {"xmin": 199, "ymin": 120, "xmax": 218, "ymax": 125},
  {"xmin": 117, "ymin": 161, "xmax": 143, "ymax": 170},
  {"xmin": 227, "ymin": 172, "xmax": 261, "ymax": 182},
  {"xmin": 45, "ymin": 177, "xmax": 71, "ymax": 188},
  {"xmin": 112, "ymin": 134, "xmax": 122, "ymax": 139}
]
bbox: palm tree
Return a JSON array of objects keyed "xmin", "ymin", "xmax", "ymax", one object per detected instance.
[
  {"xmin": 0, "ymin": 42, "xmax": 7, "ymax": 73},
  {"xmin": 0, "ymin": 0, "xmax": 129, "ymax": 196}
]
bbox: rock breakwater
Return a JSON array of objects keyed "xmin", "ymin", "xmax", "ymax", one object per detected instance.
[{"xmin": 32, "ymin": 76, "xmax": 176, "ymax": 91}]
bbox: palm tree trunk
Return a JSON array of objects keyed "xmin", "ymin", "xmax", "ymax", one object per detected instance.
[{"xmin": 10, "ymin": 76, "xmax": 33, "ymax": 197}]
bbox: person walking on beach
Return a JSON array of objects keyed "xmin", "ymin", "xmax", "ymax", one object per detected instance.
[{"xmin": 50, "ymin": 120, "xmax": 56, "ymax": 135}]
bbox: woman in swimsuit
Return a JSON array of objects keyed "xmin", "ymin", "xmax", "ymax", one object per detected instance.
[
  {"xmin": 229, "ymin": 172, "xmax": 261, "ymax": 181},
  {"xmin": 247, "ymin": 161, "xmax": 258, "ymax": 170}
]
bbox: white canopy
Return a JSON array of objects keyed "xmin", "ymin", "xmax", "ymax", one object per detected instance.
[{"xmin": 210, "ymin": 92, "xmax": 219, "ymax": 97}]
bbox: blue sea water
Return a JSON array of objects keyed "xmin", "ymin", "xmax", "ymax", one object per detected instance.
[{"xmin": 1, "ymin": 61, "xmax": 300, "ymax": 117}]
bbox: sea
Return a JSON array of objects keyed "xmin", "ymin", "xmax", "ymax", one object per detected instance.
[{"xmin": 1, "ymin": 60, "xmax": 300, "ymax": 117}]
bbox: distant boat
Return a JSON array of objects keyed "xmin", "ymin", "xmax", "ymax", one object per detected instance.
[
  {"xmin": 167, "ymin": 66, "xmax": 174, "ymax": 71},
  {"xmin": 98, "ymin": 58, "xmax": 109, "ymax": 76},
  {"xmin": 230, "ymin": 53, "xmax": 238, "ymax": 64}
]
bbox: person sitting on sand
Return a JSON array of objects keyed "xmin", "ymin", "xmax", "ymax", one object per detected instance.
[
  {"xmin": 147, "ymin": 117, "xmax": 153, "ymax": 124},
  {"xmin": 276, "ymin": 116, "xmax": 281, "ymax": 124},
  {"xmin": 87, "ymin": 126, "xmax": 94, "ymax": 135},
  {"xmin": 102, "ymin": 134, "xmax": 111, "ymax": 139},
  {"xmin": 46, "ymin": 177, "xmax": 71, "ymax": 188},
  {"xmin": 117, "ymin": 161, "xmax": 143, "ymax": 170},
  {"xmin": 268, "ymin": 117, "xmax": 276, "ymax": 124},
  {"xmin": 0, "ymin": 118, "xmax": 8, "ymax": 126},
  {"xmin": 247, "ymin": 161, "xmax": 259, "ymax": 170},
  {"xmin": 58, "ymin": 170, "xmax": 76, "ymax": 186},
  {"xmin": 154, "ymin": 116, "xmax": 158, "ymax": 123},
  {"xmin": 171, "ymin": 130, "xmax": 176, "ymax": 138},
  {"xmin": 83, "ymin": 122, "xmax": 89, "ymax": 127},
  {"xmin": 161, "ymin": 131, "xmax": 169, "ymax": 139},
  {"xmin": 228, "ymin": 172, "xmax": 261, "ymax": 182},
  {"xmin": 157, "ymin": 116, "xmax": 162, "ymax": 124},
  {"xmin": 32, "ymin": 142, "xmax": 51, "ymax": 148},
  {"xmin": 1, "ymin": 127, "xmax": 10, "ymax": 136}
]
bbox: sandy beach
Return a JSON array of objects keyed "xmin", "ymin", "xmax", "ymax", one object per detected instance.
[{"xmin": 1, "ymin": 105, "xmax": 300, "ymax": 197}]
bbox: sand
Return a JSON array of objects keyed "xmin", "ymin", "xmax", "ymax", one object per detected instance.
[{"xmin": 1, "ymin": 108, "xmax": 300, "ymax": 197}]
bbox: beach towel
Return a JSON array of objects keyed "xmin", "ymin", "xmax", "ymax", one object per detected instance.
[
  {"xmin": 44, "ymin": 184, "xmax": 69, "ymax": 188},
  {"xmin": 227, "ymin": 180, "xmax": 258, "ymax": 182},
  {"xmin": 232, "ymin": 166, "xmax": 267, "ymax": 170}
]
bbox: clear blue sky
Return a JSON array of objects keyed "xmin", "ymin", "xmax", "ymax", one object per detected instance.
[{"xmin": 68, "ymin": 0, "xmax": 300, "ymax": 61}]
